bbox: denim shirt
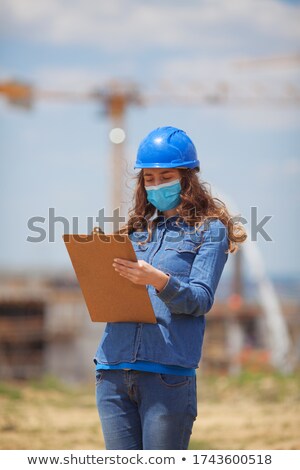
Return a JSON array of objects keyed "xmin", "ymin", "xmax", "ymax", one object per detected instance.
[{"xmin": 93, "ymin": 215, "xmax": 229, "ymax": 369}]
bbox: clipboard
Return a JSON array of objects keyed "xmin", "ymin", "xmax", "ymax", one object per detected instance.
[{"xmin": 62, "ymin": 231, "xmax": 157, "ymax": 324}]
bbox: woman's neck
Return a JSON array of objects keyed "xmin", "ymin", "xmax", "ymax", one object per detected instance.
[{"xmin": 162, "ymin": 208, "xmax": 178, "ymax": 218}]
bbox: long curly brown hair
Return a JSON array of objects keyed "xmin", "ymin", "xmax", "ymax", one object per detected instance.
[{"xmin": 116, "ymin": 168, "xmax": 247, "ymax": 254}]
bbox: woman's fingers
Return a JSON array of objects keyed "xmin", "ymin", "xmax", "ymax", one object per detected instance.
[
  {"xmin": 114, "ymin": 264, "xmax": 145, "ymax": 284},
  {"xmin": 113, "ymin": 258, "xmax": 156, "ymax": 285},
  {"xmin": 118, "ymin": 271, "xmax": 141, "ymax": 284},
  {"xmin": 113, "ymin": 264, "xmax": 133, "ymax": 274},
  {"xmin": 113, "ymin": 258, "xmax": 137, "ymax": 268}
]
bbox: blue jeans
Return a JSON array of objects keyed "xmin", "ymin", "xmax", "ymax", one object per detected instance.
[{"xmin": 95, "ymin": 369, "xmax": 198, "ymax": 450}]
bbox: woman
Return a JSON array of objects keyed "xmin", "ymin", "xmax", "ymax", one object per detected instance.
[{"xmin": 94, "ymin": 126, "xmax": 247, "ymax": 450}]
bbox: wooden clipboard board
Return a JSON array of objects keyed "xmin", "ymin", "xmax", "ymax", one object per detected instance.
[{"xmin": 62, "ymin": 232, "xmax": 157, "ymax": 324}]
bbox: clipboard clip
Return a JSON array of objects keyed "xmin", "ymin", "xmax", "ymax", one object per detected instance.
[
  {"xmin": 92, "ymin": 226, "xmax": 105, "ymax": 235},
  {"xmin": 92, "ymin": 226, "xmax": 126, "ymax": 244},
  {"xmin": 92, "ymin": 226, "xmax": 111, "ymax": 243}
]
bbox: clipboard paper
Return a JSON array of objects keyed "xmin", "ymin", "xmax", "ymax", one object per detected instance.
[{"xmin": 62, "ymin": 234, "xmax": 157, "ymax": 324}]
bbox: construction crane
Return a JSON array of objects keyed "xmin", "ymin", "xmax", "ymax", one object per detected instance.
[
  {"xmin": 1, "ymin": 54, "xmax": 299, "ymax": 217},
  {"xmin": 0, "ymin": 79, "xmax": 143, "ymax": 216},
  {"xmin": 1, "ymin": 66, "xmax": 299, "ymax": 212}
]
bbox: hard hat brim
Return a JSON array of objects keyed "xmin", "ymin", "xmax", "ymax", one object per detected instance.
[{"xmin": 134, "ymin": 162, "xmax": 199, "ymax": 169}]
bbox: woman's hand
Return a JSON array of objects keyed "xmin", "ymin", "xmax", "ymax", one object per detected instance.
[{"xmin": 112, "ymin": 258, "xmax": 169, "ymax": 293}]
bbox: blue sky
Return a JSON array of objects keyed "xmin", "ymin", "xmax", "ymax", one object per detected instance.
[{"xmin": 0, "ymin": 0, "xmax": 300, "ymax": 279}]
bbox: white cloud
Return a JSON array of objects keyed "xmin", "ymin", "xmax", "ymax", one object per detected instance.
[{"xmin": 0, "ymin": 0, "xmax": 299, "ymax": 50}]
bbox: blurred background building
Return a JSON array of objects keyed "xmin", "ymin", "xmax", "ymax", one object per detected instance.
[{"xmin": 0, "ymin": 262, "xmax": 299, "ymax": 382}]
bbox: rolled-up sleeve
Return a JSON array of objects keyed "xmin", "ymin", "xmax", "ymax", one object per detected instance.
[{"xmin": 153, "ymin": 221, "xmax": 229, "ymax": 317}]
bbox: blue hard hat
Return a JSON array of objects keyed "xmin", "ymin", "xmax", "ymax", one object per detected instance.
[{"xmin": 134, "ymin": 126, "xmax": 200, "ymax": 170}]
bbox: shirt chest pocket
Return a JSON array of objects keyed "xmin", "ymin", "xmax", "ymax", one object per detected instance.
[
  {"xmin": 132, "ymin": 242, "xmax": 150, "ymax": 260},
  {"xmin": 157, "ymin": 240, "xmax": 199, "ymax": 276}
]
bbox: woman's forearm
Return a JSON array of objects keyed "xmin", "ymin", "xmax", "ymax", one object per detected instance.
[{"xmin": 152, "ymin": 271, "xmax": 170, "ymax": 293}]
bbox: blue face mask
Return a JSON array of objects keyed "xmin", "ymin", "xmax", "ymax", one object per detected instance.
[{"xmin": 145, "ymin": 178, "xmax": 181, "ymax": 212}]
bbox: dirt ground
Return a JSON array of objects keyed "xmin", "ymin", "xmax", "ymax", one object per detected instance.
[{"xmin": 0, "ymin": 370, "xmax": 299, "ymax": 450}]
